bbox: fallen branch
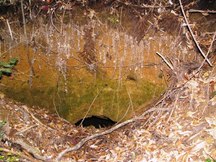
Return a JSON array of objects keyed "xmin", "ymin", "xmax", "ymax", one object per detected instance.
[
  {"xmin": 179, "ymin": 0, "xmax": 213, "ymax": 67},
  {"xmin": 56, "ymin": 107, "xmax": 170, "ymax": 161}
]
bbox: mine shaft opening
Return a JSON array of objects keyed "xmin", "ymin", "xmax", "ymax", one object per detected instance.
[{"xmin": 75, "ymin": 116, "xmax": 116, "ymax": 128}]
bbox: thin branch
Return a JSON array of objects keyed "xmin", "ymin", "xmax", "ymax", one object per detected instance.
[
  {"xmin": 197, "ymin": 31, "xmax": 216, "ymax": 72},
  {"xmin": 179, "ymin": 0, "xmax": 213, "ymax": 67},
  {"xmin": 56, "ymin": 107, "xmax": 170, "ymax": 161},
  {"xmin": 6, "ymin": 19, "xmax": 13, "ymax": 41},
  {"xmin": 53, "ymin": 96, "xmax": 61, "ymax": 119},
  {"xmin": 147, "ymin": 111, "xmax": 162, "ymax": 129},
  {"xmin": 188, "ymin": 9, "xmax": 216, "ymax": 14},
  {"xmin": 0, "ymin": 41, "xmax": 24, "ymax": 58},
  {"xmin": 15, "ymin": 124, "xmax": 37, "ymax": 135},
  {"xmin": 167, "ymin": 93, "xmax": 179, "ymax": 123},
  {"xmin": 28, "ymin": 0, "xmax": 32, "ymax": 19},
  {"xmin": 126, "ymin": 87, "xmax": 136, "ymax": 117},
  {"xmin": 22, "ymin": 106, "xmax": 54, "ymax": 130},
  {"xmin": 26, "ymin": 46, "xmax": 35, "ymax": 88},
  {"xmin": 52, "ymin": 93, "xmax": 71, "ymax": 124},
  {"xmin": 79, "ymin": 89, "xmax": 102, "ymax": 126},
  {"xmin": 116, "ymin": 0, "xmax": 171, "ymax": 9},
  {"xmin": 156, "ymin": 52, "xmax": 174, "ymax": 70},
  {"xmin": 50, "ymin": 9, "xmax": 61, "ymax": 33},
  {"xmin": 60, "ymin": 8, "xmax": 66, "ymax": 33},
  {"xmin": 117, "ymin": 104, "xmax": 130, "ymax": 124},
  {"xmin": 21, "ymin": 0, "xmax": 27, "ymax": 39}
]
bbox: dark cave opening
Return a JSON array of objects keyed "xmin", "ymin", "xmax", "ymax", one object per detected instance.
[{"xmin": 75, "ymin": 116, "xmax": 116, "ymax": 128}]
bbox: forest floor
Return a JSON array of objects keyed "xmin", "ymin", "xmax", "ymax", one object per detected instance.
[
  {"xmin": 0, "ymin": 0, "xmax": 216, "ymax": 162},
  {"xmin": 0, "ymin": 66, "xmax": 216, "ymax": 161}
]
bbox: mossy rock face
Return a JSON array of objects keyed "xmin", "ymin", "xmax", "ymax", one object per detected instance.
[
  {"xmin": 0, "ymin": 13, "xmax": 173, "ymax": 124},
  {"xmin": 62, "ymin": 79, "xmax": 163, "ymax": 123},
  {"xmin": 1, "ymin": 68, "xmax": 165, "ymax": 123}
]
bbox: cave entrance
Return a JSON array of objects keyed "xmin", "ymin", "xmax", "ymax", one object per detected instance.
[{"xmin": 75, "ymin": 116, "xmax": 116, "ymax": 128}]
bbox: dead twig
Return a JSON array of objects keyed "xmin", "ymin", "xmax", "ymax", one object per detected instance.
[
  {"xmin": 52, "ymin": 96, "xmax": 71, "ymax": 124},
  {"xmin": 15, "ymin": 124, "xmax": 37, "ymax": 135},
  {"xmin": 143, "ymin": 111, "xmax": 156, "ymax": 128},
  {"xmin": 26, "ymin": 46, "xmax": 35, "ymax": 87},
  {"xmin": 0, "ymin": 41, "xmax": 24, "ymax": 58},
  {"xmin": 6, "ymin": 19, "xmax": 13, "ymax": 41},
  {"xmin": 56, "ymin": 107, "xmax": 170, "ymax": 161},
  {"xmin": 197, "ymin": 32, "xmax": 216, "ymax": 72},
  {"xmin": 117, "ymin": 104, "xmax": 130, "ymax": 124},
  {"xmin": 179, "ymin": 0, "xmax": 213, "ymax": 67},
  {"xmin": 117, "ymin": 87, "xmax": 136, "ymax": 124},
  {"xmin": 79, "ymin": 89, "xmax": 102, "ymax": 126},
  {"xmin": 188, "ymin": 9, "xmax": 216, "ymax": 14},
  {"xmin": 116, "ymin": 0, "xmax": 171, "ymax": 9},
  {"xmin": 50, "ymin": 9, "xmax": 61, "ymax": 33},
  {"xmin": 21, "ymin": 0, "xmax": 27, "ymax": 39},
  {"xmin": 147, "ymin": 111, "xmax": 162, "ymax": 129},
  {"xmin": 156, "ymin": 52, "xmax": 174, "ymax": 70},
  {"xmin": 167, "ymin": 93, "xmax": 179, "ymax": 123},
  {"xmin": 22, "ymin": 106, "xmax": 54, "ymax": 130}
]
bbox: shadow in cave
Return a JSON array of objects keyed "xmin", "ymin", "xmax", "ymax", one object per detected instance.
[{"xmin": 75, "ymin": 116, "xmax": 116, "ymax": 128}]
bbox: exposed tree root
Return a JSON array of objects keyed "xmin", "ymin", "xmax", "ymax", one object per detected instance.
[{"xmin": 179, "ymin": 0, "xmax": 213, "ymax": 67}]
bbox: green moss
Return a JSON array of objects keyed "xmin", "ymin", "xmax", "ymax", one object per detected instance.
[
  {"xmin": 59, "ymin": 77, "xmax": 166, "ymax": 123},
  {"xmin": 1, "ymin": 74, "xmax": 165, "ymax": 123}
]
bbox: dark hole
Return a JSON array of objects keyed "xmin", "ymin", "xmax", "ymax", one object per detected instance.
[{"xmin": 75, "ymin": 116, "xmax": 116, "ymax": 128}]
